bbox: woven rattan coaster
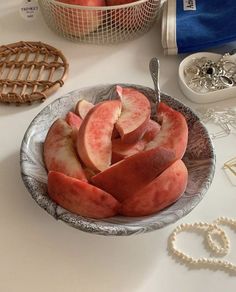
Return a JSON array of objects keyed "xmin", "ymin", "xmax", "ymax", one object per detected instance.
[{"xmin": 0, "ymin": 41, "xmax": 69, "ymax": 104}]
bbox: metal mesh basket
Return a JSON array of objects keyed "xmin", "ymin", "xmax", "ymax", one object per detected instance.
[{"xmin": 39, "ymin": 0, "xmax": 161, "ymax": 44}]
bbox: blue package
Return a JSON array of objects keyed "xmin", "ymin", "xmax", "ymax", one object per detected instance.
[{"xmin": 162, "ymin": 0, "xmax": 236, "ymax": 54}]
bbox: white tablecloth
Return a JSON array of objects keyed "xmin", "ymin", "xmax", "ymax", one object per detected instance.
[{"xmin": 1, "ymin": 2, "xmax": 236, "ymax": 291}]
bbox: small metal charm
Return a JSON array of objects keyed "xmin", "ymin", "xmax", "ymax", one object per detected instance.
[{"xmin": 219, "ymin": 75, "xmax": 234, "ymax": 87}]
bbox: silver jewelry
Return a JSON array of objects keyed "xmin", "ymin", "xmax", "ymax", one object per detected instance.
[
  {"xmin": 184, "ymin": 52, "xmax": 236, "ymax": 93},
  {"xmin": 196, "ymin": 107, "xmax": 236, "ymax": 139},
  {"xmin": 223, "ymin": 156, "xmax": 236, "ymax": 177}
]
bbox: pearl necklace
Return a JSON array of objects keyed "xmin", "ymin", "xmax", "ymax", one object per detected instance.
[{"xmin": 168, "ymin": 217, "xmax": 236, "ymax": 273}]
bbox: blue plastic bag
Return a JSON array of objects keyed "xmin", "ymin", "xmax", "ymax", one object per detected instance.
[{"xmin": 162, "ymin": 0, "xmax": 236, "ymax": 54}]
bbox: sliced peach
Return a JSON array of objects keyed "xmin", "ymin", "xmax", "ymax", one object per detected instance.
[
  {"xmin": 75, "ymin": 99, "xmax": 94, "ymax": 119},
  {"xmin": 73, "ymin": 100, "xmax": 120, "ymax": 138},
  {"xmin": 48, "ymin": 171, "xmax": 120, "ymax": 219},
  {"xmin": 142, "ymin": 119, "xmax": 161, "ymax": 142},
  {"xmin": 111, "ymin": 138, "xmax": 146, "ymax": 163},
  {"xmin": 120, "ymin": 160, "xmax": 188, "ymax": 217},
  {"xmin": 65, "ymin": 111, "xmax": 83, "ymax": 129},
  {"xmin": 77, "ymin": 99, "xmax": 122, "ymax": 172},
  {"xmin": 111, "ymin": 119, "xmax": 161, "ymax": 163},
  {"xmin": 91, "ymin": 146, "xmax": 175, "ymax": 202},
  {"xmin": 145, "ymin": 102, "xmax": 188, "ymax": 160},
  {"xmin": 65, "ymin": 111, "xmax": 83, "ymax": 143},
  {"xmin": 115, "ymin": 86, "xmax": 151, "ymax": 144},
  {"xmin": 43, "ymin": 119, "xmax": 87, "ymax": 181}
]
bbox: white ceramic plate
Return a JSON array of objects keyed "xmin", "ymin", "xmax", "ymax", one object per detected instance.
[{"xmin": 20, "ymin": 83, "xmax": 216, "ymax": 236}]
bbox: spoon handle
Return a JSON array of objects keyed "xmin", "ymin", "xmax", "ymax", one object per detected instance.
[{"xmin": 149, "ymin": 57, "xmax": 161, "ymax": 106}]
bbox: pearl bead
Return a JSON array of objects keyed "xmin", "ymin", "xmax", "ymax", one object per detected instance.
[
  {"xmin": 168, "ymin": 216, "xmax": 236, "ymax": 274},
  {"xmin": 199, "ymin": 258, "xmax": 208, "ymax": 264}
]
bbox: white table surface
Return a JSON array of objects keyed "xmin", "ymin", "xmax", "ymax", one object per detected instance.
[{"xmin": 1, "ymin": 1, "xmax": 236, "ymax": 291}]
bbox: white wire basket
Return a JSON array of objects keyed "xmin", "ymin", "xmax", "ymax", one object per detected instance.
[{"xmin": 39, "ymin": 0, "xmax": 161, "ymax": 44}]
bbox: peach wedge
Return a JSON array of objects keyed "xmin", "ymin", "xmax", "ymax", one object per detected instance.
[
  {"xmin": 48, "ymin": 171, "xmax": 120, "ymax": 219},
  {"xmin": 115, "ymin": 86, "xmax": 151, "ymax": 144},
  {"xmin": 111, "ymin": 119, "xmax": 161, "ymax": 163},
  {"xmin": 92, "ymin": 146, "xmax": 175, "ymax": 202},
  {"xmin": 65, "ymin": 111, "xmax": 83, "ymax": 129},
  {"xmin": 75, "ymin": 99, "xmax": 94, "ymax": 119},
  {"xmin": 120, "ymin": 159, "xmax": 188, "ymax": 217},
  {"xmin": 145, "ymin": 102, "xmax": 188, "ymax": 160},
  {"xmin": 43, "ymin": 119, "xmax": 87, "ymax": 181},
  {"xmin": 77, "ymin": 99, "xmax": 122, "ymax": 172}
]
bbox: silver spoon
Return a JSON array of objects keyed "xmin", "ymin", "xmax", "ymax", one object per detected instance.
[{"xmin": 149, "ymin": 57, "xmax": 161, "ymax": 111}]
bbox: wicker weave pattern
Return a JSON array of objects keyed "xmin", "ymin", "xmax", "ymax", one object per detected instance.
[
  {"xmin": 39, "ymin": 0, "xmax": 161, "ymax": 44},
  {"xmin": 0, "ymin": 41, "xmax": 68, "ymax": 104}
]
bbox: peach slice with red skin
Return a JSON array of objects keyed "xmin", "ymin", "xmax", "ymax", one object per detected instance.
[
  {"xmin": 120, "ymin": 159, "xmax": 188, "ymax": 217},
  {"xmin": 111, "ymin": 138, "xmax": 146, "ymax": 164},
  {"xmin": 145, "ymin": 102, "xmax": 188, "ymax": 160},
  {"xmin": 77, "ymin": 99, "xmax": 122, "ymax": 172},
  {"xmin": 48, "ymin": 171, "xmax": 120, "ymax": 219},
  {"xmin": 65, "ymin": 111, "xmax": 83, "ymax": 143},
  {"xmin": 142, "ymin": 119, "xmax": 161, "ymax": 142},
  {"xmin": 115, "ymin": 86, "xmax": 151, "ymax": 144},
  {"xmin": 75, "ymin": 99, "xmax": 94, "ymax": 119},
  {"xmin": 91, "ymin": 146, "xmax": 175, "ymax": 202},
  {"xmin": 65, "ymin": 111, "xmax": 83, "ymax": 129},
  {"xmin": 43, "ymin": 119, "xmax": 87, "ymax": 181},
  {"xmin": 111, "ymin": 119, "xmax": 161, "ymax": 163},
  {"xmin": 75, "ymin": 99, "xmax": 120, "ymax": 139}
]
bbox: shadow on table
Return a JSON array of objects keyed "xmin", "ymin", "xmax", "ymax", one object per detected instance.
[{"xmin": 1, "ymin": 150, "xmax": 169, "ymax": 292}]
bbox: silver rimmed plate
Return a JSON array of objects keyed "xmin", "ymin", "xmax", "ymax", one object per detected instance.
[{"xmin": 20, "ymin": 84, "xmax": 216, "ymax": 236}]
